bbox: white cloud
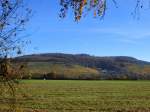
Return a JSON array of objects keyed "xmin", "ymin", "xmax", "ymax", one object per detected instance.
[
  {"xmin": 49, "ymin": 27, "xmax": 150, "ymax": 44},
  {"xmin": 85, "ymin": 27, "xmax": 150, "ymax": 44},
  {"xmin": 88, "ymin": 27, "xmax": 150, "ymax": 39},
  {"xmin": 51, "ymin": 27, "xmax": 150, "ymax": 39}
]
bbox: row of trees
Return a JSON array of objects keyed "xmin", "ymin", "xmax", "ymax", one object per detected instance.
[
  {"xmin": 22, "ymin": 72, "xmax": 150, "ymax": 80},
  {"xmin": 23, "ymin": 72, "xmax": 100, "ymax": 80}
]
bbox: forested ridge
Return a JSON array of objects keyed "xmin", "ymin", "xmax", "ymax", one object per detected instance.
[{"xmin": 15, "ymin": 53, "xmax": 150, "ymax": 80}]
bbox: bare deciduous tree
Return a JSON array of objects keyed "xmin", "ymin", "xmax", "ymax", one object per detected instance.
[{"xmin": 0, "ymin": 0, "xmax": 31, "ymax": 111}]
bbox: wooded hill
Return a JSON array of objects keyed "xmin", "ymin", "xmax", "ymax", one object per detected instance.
[{"xmin": 15, "ymin": 53, "xmax": 150, "ymax": 80}]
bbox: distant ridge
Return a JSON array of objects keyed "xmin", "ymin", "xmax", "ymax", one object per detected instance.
[
  {"xmin": 15, "ymin": 53, "xmax": 150, "ymax": 80},
  {"xmin": 16, "ymin": 53, "xmax": 149, "ymax": 63}
]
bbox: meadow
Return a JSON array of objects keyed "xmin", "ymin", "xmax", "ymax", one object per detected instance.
[{"xmin": 1, "ymin": 80, "xmax": 150, "ymax": 112}]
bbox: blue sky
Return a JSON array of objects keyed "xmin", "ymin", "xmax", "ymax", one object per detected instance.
[{"xmin": 24, "ymin": 0, "xmax": 150, "ymax": 61}]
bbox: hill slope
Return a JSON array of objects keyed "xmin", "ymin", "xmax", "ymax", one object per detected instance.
[{"xmin": 15, "ymin": 53, "xmax": 150, "ymax": 80}]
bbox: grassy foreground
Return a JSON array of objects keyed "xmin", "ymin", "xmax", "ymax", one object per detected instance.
[{"xmin": 1, "ymin": 80, "xmax": 150, "ymax": 112}]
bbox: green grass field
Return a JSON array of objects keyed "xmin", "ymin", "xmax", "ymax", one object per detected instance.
[{"xmin": 1, "ymin": 80, "xmax": 150, "ymax": 112}]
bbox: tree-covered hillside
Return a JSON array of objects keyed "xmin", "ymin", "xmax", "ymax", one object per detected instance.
[{"xmin": 15, "ymin": 53, "xmax": 150, "ymax": 80}]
